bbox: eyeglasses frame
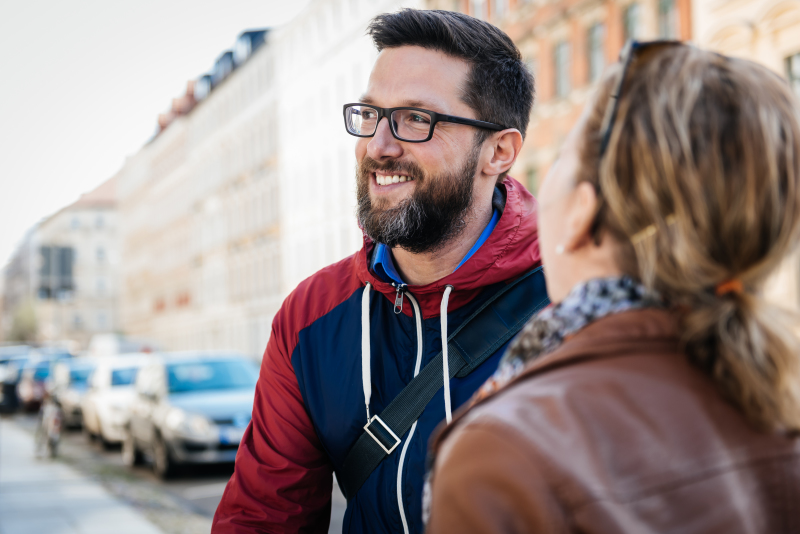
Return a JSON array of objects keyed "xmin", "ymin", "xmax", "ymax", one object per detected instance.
[{"xmin": 342, "ymin": 103, "xmax": 508, "ymax": 143}]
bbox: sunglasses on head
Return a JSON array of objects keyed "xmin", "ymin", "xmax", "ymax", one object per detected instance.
[{"xmin": 598, "ymin": 39, "xmax": 684, "ymax": 158}]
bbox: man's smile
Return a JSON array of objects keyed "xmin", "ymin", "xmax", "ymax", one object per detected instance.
[{"xmin": 372, "ymin": 171, "xmax": 416, "ymax": 188}]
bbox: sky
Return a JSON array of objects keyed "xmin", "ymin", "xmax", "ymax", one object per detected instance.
[{"xmin": 0, "ymin": 0, "xmax": 311, "ymax": 269}]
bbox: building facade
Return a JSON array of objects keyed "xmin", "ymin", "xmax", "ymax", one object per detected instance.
[
  {"xmin": 428, "ymin": 0, "xmax": 692, "ymax": 193},
  {"xmin": 2, "ymin": 178, "xmax": 119, "ymax": 348},
  {"xmin": 118, "ymin": 29, "xmax": 281, "ymax": 357},
  {"xmin": 117, "ymin": 0, "xmax": 422, "ymax": 357}
]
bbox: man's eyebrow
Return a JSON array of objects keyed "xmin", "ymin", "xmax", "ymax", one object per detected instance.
[
  {"xmin": 401, "ymin": 99, "xmax": 442, "ymax": 110},
  {"xmin": 355, "ymin": 96, "xmax": 446, "ymax": 111}
]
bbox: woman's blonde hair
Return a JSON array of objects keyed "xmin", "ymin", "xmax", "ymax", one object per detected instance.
[{"xmin": 579, "ymin": 44, "xmax": 800, "ymax": 433}]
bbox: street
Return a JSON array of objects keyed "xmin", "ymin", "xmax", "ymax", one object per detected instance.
[{"xmin": 2, "ymin": 414, "xmax": 346, "ymax": 534}]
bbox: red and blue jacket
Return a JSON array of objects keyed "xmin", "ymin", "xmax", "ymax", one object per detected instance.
[{"xmin": 212, "ymin": 177, "xmax": 543, "ymax": 533}]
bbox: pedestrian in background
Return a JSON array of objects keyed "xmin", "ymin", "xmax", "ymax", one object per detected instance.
[{"xmin": 425, "ymin": 41, "xmax": 800, "ymax": 533}]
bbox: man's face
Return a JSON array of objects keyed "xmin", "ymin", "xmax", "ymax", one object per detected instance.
[{"xmin": 355, "ymin": 46, "xmax": 484, "ymax": 253}]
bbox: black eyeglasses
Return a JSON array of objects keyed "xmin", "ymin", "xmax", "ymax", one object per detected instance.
[
  {"xmin": 343, "ymin": 103, "xmax": 507, "ymax": 143},
  {"xmin": 598, "ymin": 40, "xmax": 683, "ymax": 158}
]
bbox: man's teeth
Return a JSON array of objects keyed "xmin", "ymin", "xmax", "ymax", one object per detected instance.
[{"xmin": 376, "ymin": 175, "xmax": 414, "ymax": 186}]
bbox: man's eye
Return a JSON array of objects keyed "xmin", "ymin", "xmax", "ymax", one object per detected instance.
[
  {"xmin": 410, "ymin": 114, "xmax": 430, "ymax": 123},
  {"xmin": 362, "ymin": 111, "xmax": 377, "ymax": 120}
]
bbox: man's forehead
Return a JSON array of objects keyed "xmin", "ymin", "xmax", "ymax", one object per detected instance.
[{"xmin": 361, "ymin": 46, "xmax": 470, "ymax": 114}]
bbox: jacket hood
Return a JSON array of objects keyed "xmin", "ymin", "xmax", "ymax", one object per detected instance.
[{"xmin": 354, "ymin": 176, "xmax": 541, "ymax": 319}]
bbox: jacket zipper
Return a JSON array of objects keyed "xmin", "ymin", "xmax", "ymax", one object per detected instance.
[
  {"xmin": 397, "ymin": 290, "xmax": 423, "ymax": 534},
  {"xmin": 392, "ymin": 283, "xmax": 407, "ymax": 315}
]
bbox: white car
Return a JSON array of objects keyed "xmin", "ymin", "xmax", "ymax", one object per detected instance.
[{"xmin": 81, "ymin": 354, "xmax": 152, "ymax": 446}]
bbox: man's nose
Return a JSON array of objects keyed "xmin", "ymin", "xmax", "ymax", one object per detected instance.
[{"xmin": 366, "ymin": 117, "xmax": 403, "ymax": 161}]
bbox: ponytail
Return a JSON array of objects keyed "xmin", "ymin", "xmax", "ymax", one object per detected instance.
[{"xmin": 682, "ymin": 291, "xmax": 800, "ymax": 433}]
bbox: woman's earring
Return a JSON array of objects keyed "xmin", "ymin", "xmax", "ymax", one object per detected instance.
[{"xmin": 555, "ymin": 244, "xmax": 565, "ymax": 255}]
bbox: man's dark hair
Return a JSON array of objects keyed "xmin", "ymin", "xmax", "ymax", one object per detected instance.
[{"xmin": 367, "ymin": 9, "xmax": 535, "ymax": 142}]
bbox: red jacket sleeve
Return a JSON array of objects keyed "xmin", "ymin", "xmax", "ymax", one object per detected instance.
[{"xmin": 212, "ymin": 312, "xmax": 333, "ymax": 533}]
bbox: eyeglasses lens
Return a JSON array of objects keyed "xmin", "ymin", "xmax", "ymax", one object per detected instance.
[
  {"xmin": 346, "ymin": 105, "xmax": 379, "ymax": 136},
  {"xmin": 345, "ymin": 105, "xmax": 433, "ymax": 141},
  {"xmin": 390, "ymin": 109, "xmax": 433, "ymax": 141}
]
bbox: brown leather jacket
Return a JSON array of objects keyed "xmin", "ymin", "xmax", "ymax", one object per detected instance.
[{"xmin": 426, "ymin": 309, "xmax": 800, "ymax": 533}]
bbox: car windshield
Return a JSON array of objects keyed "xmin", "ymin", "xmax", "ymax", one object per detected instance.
[
  {"xmin": 111, "ymin": 367, "xmax": 138, "ymax": 386},
  {"xmin": 33, "ymin": 365, "xmax": 51, "ymax": 381},
  {"xmin": 167, "ymin": 359, "xmax": 258, "ymax": 393},
  {"xmin": 70, "ymin": 368, "xmax": 93, "ymax": 385}
]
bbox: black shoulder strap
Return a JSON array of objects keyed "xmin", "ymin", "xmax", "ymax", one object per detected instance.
[{"xmin": 336, "ymin": 267, "xmax": 549, "ymax": 500}]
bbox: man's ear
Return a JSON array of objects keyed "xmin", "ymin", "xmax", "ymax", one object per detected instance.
[
  {"xmin": 480, "ymin": 129, "xmax": 523, "ymax": 178},
  {"xmin": 563, "ymin": 181, "xmax": 600, "ymax": 253}
]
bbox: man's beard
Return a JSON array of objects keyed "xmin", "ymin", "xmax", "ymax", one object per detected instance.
[{"xmin": 356, "ymin": 145, "xmax": 480, "ymax": 255}]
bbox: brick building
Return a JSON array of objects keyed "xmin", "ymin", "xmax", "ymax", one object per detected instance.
[{"xmin": 428, "ymin": 0, "xmax": 692, "ymax": 194}]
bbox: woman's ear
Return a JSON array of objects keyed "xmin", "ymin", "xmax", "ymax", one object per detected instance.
[
  {"xmin": 480, "ymin": 129, "xmax": 523, "ymax": 178},
  {"xmin": 562, "ymin": 181, "xmax": 600, "ymax": 253}
]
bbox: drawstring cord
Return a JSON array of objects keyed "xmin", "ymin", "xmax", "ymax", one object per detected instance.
[
  {"xmin": 361, "ymin": 282, "xmax": 455, "ymax": 425},
  {"xmin": 362, "ymin": 282, "xmax": 372, "ymax": 422},
  {"xmin": 441, "ymin": 285, "xmax": 453, "ymax": 424}
]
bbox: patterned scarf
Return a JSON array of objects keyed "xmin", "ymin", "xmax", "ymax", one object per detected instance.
[{"xmin": 474, "ymin": 275, "xmax": 662, "ymax": 401}]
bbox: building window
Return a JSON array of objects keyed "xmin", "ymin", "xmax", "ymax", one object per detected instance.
[
  {"xmin": 471, "ymin": 0, "xmax": 487, "ymax": 20},
  {"xmin": 492, "ymin": 0, "xmax": 508, "ymax": 19},
  {"xmin": 588, "ymin": 24, "xmax": 605, "ymax": 83},
  {"xmin": 71, "ymin": 216, "xmax": 80, "ymax": 230},
  {"xmin": 95, "ymin": 215, "xmax": 104, "ymax": 229},
  {"xmin": 73, "ymin": 314, "xmax": 83, "ymax": 330},
  {"xmin": 554, "ymin": 41, "xmax": 571, "ymax": 98},
  {"xmin": 787, "ymin": 53, "xmax": 800, "ymax": 100},
  {"xmin": 623, "ymin": 3, "xmax": 641, "ymax": 41},
  {"xmin": 97, "ymin": 277, "xmax": 106, "ymax": 296},
  {"xmin": 658, "ymin": 0, "xmax": 678, "ymax": 39},
  {"xmin": 96, "ymin": 246, "xmax": 106, "ymax": 264},
  {"xmin": 97, "ymin": 311, "xmax": 107, "ymax": 330}
]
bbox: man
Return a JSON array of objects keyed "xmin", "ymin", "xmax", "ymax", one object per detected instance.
[{"xmin": 213, "ymin": 9, "xmax": 543, "ymax": 534}]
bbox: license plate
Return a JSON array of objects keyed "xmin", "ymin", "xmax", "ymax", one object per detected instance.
[{"xmin": 219, "ymin": 426, "xmax": 244, "ymax": 445}]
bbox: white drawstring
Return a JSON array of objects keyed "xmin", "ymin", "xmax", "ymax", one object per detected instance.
[
  {"xmin": 362, "ymin": 282, "xmax": 372, "ymax": 422},
  {"xmin": 441, "ymin": 285, "xmax": 453, "ymax": 424}
]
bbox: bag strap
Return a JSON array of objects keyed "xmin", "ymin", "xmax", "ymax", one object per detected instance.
[{"xmin": 337, "ymin": 267, "xmax": 549, "ymax": 500}]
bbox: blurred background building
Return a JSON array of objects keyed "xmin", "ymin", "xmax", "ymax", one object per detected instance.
[
  {"xmin": 2, "ymin": 178, "xmax": 118, "ymax": 348},
  {"xmin": 426, "ymin": 0, "xmax": 692, "ymax": 193},
  {"xmin": 117, "ymin": 0, "xmax": 422, "ymax": 358},
  {"xmin": 4, "ymin": 0, "xmax": 800, "ymax": 354}
]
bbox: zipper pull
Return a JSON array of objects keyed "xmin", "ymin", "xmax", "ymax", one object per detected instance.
[{"xmin": 393, "ymin": 283, "xmax": 406, "ymax": 315}]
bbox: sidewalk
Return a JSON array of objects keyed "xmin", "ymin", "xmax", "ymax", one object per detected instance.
[{"xmin": 0, "ymin": 418, "xmax": 165, "ymax": 534}]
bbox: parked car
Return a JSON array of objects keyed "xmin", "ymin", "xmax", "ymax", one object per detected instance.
[
  {"xmin": 50, "ymin": 359, "xmax": 97, "ymax": 428},
  {"xmin": 82, "ymin": 355, "xmax": 150, "ymax": 446},
  {"xmin": 124, "ymin": 352, "xmax": 259, "ymax": 478},
  {"xmin": 0, "ymin": 346, "xmax": 32, "ymax": 413}
]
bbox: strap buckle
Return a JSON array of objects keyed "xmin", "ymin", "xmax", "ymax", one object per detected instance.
[{"xmin": 363, "ymin": 415, "xmax": 401, "ymax": 455}]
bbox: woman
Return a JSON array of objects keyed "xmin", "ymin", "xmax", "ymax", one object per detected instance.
[{"xmin": 424, "ymin": 42, "xmax": 800, "ymax": 533}]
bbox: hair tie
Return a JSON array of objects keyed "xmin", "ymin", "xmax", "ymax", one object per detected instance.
[{"xmin": 715, "ymin": 279, "xmax": 743, "ymax": 296}]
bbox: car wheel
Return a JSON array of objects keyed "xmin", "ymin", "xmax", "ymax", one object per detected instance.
[
  {"xmin": 122, "ymin": 428, "xmax": 144, "ymax": 467},
  {"xmin": 98, "ymin": 424, "xmax": 115, "ymax": 450},
  {"xmin": 152, "ymin": 434, "xmax": 177, "ymax": 479},
  {"xmin": 83, "ymin": 420, "xmax": 98, "ymax": 443}
]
